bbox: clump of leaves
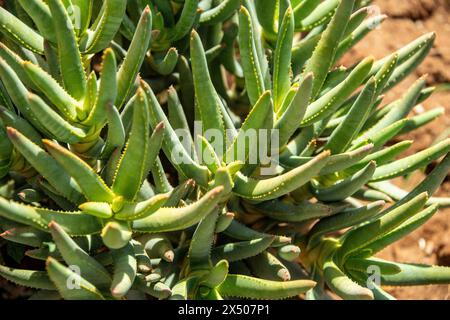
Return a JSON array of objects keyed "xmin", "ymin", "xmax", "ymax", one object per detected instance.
[{"xmin": 0, "ymin": 0, "xmax": 449, "ymax": 300}]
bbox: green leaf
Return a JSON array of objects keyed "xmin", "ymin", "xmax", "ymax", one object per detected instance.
[
  {"xmin": 301, "ymin": 56, "xmax": 373, "ymax": 126},
  {"xmin": 311, "ymin": 161, "xmax": 376, "ymax": 202},
  {"xmin": 238, "ymin": 6, "xmax": 266, "ymax": 106},
  {"xmin": 17, "ymin": 0, "xmax": 56, "ymax": 43},
  {"xmin": 275, "ymin": 74, "xmax": 313, "ymax": 148},
  {"xmin": 218, "ymin": 274, "xmax": 316, "ymax": 300},
  {"xmin": 0, "ymin": 58, "xmax": 50, "ymax": 133},
  {"xmin": 81, "ymin": 0, "xmax": 127, "ymax": 54},
  {"xmin": 324, "ymin": 78, "xmax": 377, "ymax": 154},
  {"xmin": 101, "ymin": 103, "xmax": 126, "ymax": 159},
  {"xmin": 0, "ymin": 7, "xmax": 44, "ymax": 54},
  {"xmin": 169, "ymin": 0, "xmax": 199, "ymax": 41},
  {"xmin": 83, "ymin": 48, "xmax": 118, "ymax": 126},
  {"xmin": 49, "ymin": 221, "xmax": 112, "ymax": 289},
  {"xmin": 273, "ymin": 5, "xmax": 294, "ymax": 111},
  {"xmin": 111, "ymin": 242, "xmax": 137, "ymax": 299},
  {"xmin": 358, "ymin": 204, "xmax": 439, "ymax": 257},
  {"xmin": 78, "ymin": 202, "xmax": 113, "ymax": 219},
  {"xmin": 0, "ymin": 264, "xmax": 55, "ymax": 290},
  {"xmin": 224, "ymin": 220, "xmax": 291, "ymax": 247},
  {"xmin": 301, "ymin": 0, "xmax": 355, "ymax": 98},
  {"xmin": 336, "ymin": 192, "xmax": 428, "ymax": 263},
  {"xmin": 26, "ymin": 92, "xmax": 87, "ymax": 143},
  {"xmin": 23, "ymin": 60, "xmax": 81, "ymax": 120},
  {"xmin": 116, "ymin": 6, "xmax": 152, "ymax": 109},
  {"xmin": 47, "ymin": 0, "xmax": 87, "ymax": 100},
  {"xmin": 143, "ymin": 81, "xmax": 210, "ymax": 187},
  {"xmin": 132, "ymin": 186, "xmax": 225, "ymax": 233},
  {"xmin": 113, "ymin": 90, "xmax": 164, "ymax": 201},
  {"xmin": 101, "ymin": 220, "xmax": 132, "ymax": 250},
  {"xmin": 247, "ymin": 251, "xmax": 291, "ymax": 281},
  {"xmin": 243, "ymin": 199, "xmax": 347, "ymax": 223},
  {"xmin": 233, "ymin": 151, "xmax": 330, "ymax": 201},
  {"xmin": 355, "ymin": 76, "xmax": 426, "ymax": 145},
  {"xmin": 46, "ymin": 257, "xmax": 105, "ymax": 300},
  {"xmin": 190, "ymin": 30, "xmax": 226, "ymax": 150},
  {"xmin": 346, "ymin": 257, "xmax": 401, "ymax": 275},
  {"xmin": 224, "ymin": 91, "xmax": 273, "ymax": 164},
  {"xmin": 200, "ymin": 0, "xmax": 240, "ymax": 25},
  {"xmin": 149, "ymin": 48, "xmax": 179, "ymax": 75},
  {"xmin": 212, "ymin": 238, "xmax": 275, "ymax": 263},
  {"xmin": 43, "ymin": 139, "xmax": 115, "ymax": 203},
  {"xmin": 6, "ymin": 127, "xmax": 84, "ymax": 204},
  {"xmin": 371, "ymin": 139, "xmax": 450, "ymax": 182},
  {"xmin": 188, "ymin": 208, "xmax": 219, "ymax": 272},
  {"xmin": 381, "ymin": 263, "xmax": 450, "ymax": 286},
  {"xmin": 294, "ymin": 0, "xmax": 339, "ymax": 32},
  {"xmin": 0, "ymin": 197, "xmax": 102, "ymax": 236},
  {"xmin": 322, "ymin": 257, "xmax": 373, "ymax": 300},
  {"xmin": 114, "ymin": 193, "xmax": 169, "ymax": 221},
  {"xmin": 308, "ymin": 201, "xmax": 385, "ymax": 249}
]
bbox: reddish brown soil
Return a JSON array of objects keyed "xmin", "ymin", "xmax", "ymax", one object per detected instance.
[{"xmin": 340, "ymin": 0, "xmax": 450, "ymax": 300}]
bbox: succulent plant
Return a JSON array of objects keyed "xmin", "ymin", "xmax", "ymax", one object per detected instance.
[{"xmin": 0, "ymin": 0, "xmax": 449, "ymax": 300}]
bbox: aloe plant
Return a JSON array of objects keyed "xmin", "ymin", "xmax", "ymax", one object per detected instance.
[{"xmin": 0, "ymin": 0, "xmax": 449, "ymax": 300}]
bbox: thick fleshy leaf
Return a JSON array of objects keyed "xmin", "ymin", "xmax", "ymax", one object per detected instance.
[
  {"xmin": 200, "ymin": 0, "xmax": 240, "ymax": 25},
  {"xmin": 83, "ymin": 48, "xmax": 118, "ymax": 126},
  {"xmin": 0, "ymin": 265, "xmax": 55, "ymax": 290},
  {"xmin": 301, "ymin": 56, "xmax": 373, "ymax": 126},
  {"xmin": 116, "ymin": 7, "xmax": 152, "ymax": 109},
  {"xmin": 6, "ymin": 128, "xmax": 84, "ymax": 203},
  {"xmin": 233, "ymin": 151, "xmax": 330, "ymax": 201},
  {"xmin": 26, "ymin": 93, "xmax": 87, "ymax": 143},
  {"xmin": 371, "ymin": 139, "xmax": 450, "ymax": 182},
  {"xmin": 43, "ymin": 140, "xmax": 115, "ymax": 202},
  {"xmin": 224, "ymin": 220, "xmax": 291, "ymax": 247},
  {"xmin": 113, "ymin": 90, "xmax": 163, "ymax": 200},
  {"xmin": 132, "ymin": 186, "xmax": 225, "ymax": 233},
  {"xmin": 81, "ymin": 0, "xmax": 127, "ymax": 53},
  {"xmin": 218, "ymin": 274, "xmax": 316, "ymax": 300},
  {"xmin": 47, "ymin": 0, "xmax": 86, "ymax": 101},
  {"xmin": 273, "ymin": 5, "xmax": 294, "ymax": 111},
  {"xmin": 143, "ymin": 81, "xmax": 209, "ymax": 186},
  {"xmin": 49, "ymin": 221, "xmax": 112, "ymax": 289},
  {"xmin": 114, "ymin": 194, "xmax": 169, "ymax": 221},
  {"xmin": 301, "ymin": 0, "xmax": 355, "ymax": 97},
  {"xmin": 275, "ymin": 74, "xmax": 313, "ymax": 148},
  {"xmin": 307, "ymin": 201, "xmax": 386, "ymax": 249},
  {"xmin": 169, "ymin": 0, "xmax": 199, "ymax": 41},
  {"xmin": 224, "ymin": 91, "xmax": 273, "ymax": 164},
  {"xmin": 336, "ymin": 193, "xmax": 428, "ymax": 263},
  {"xmin": 322, "ymin": 258, "xmax": 374, "ymax": 300},
  {"xmin": 381, "ymin": 263, "xmax": 450, "ymax": 286},
  {"xmin": 22, "ymin": 61, "xmax": 80, "ymax": 121},
  {"xmin": 110, "ymin": 242, "xmax": 137, "ymax": 299},
  {"xmin": 324, "ymin": 78, "xmax": 377, "ymax": 154},
  {"xmin": 0, "ymin": 7, "xmax": 44, "ymax": 53},
  {"xmin": 188, "ymin": 209, "xmax": 219, "ymax": 272},
  {"xmin": 46, "ymin": 257, "xmax": 105, "ymax": 300},
  {"xmin": 238, "ymin": 6, "xmax": 266, "ymax": 106},
  {"xmin": 212, "ymin": 237, "xmax": 274, "ymax": 263},
  {"xmin": 0, "ymin": 197, "xmax": 102, "ymax": 236},
  {"xmin": 311, "ymin": 161, "xmax": 376, "ymax": 202},
  {"xmin": 190, "ymin": 30, "xmax": 226, "ymax": 150},
  {"xmin": 17, "ymin": 0, "xmax": 56, "ymax": 43},
  {"xmin": 247, "ymin": 251, "xmax": 291, "ymax": 281}
]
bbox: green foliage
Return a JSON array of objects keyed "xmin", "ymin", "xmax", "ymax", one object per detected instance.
[{"xmin": 0, "ymin": 0, "xmax": 449, "ymax": 300}]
